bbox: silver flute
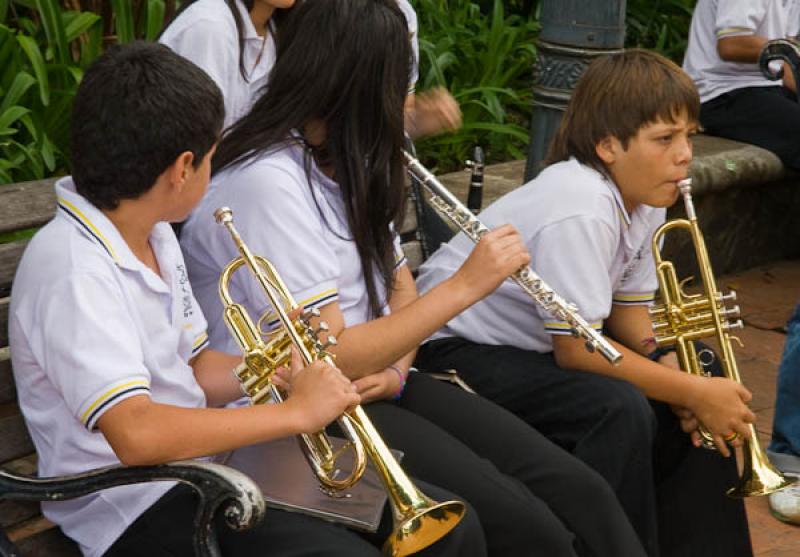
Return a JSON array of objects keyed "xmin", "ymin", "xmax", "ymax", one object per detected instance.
[{"xmin": 403, "ymin": 150, "xmax": 623, "ymax": 365}]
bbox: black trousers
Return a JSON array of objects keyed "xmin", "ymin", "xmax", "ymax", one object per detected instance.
[
  {"xmin": 416, "ymin": 338, "xmax": 753, "ymax": 557},
  {"xmin": 700, "ymin": 85, "xmax": 800, "ymax": 170},
  {"xmin": 365, "ymin": 372, "xmax": 646, "ymax": 557},
  {"xmin": 105, "ymin": 479, "xmax": 484, "ymax": 557}
]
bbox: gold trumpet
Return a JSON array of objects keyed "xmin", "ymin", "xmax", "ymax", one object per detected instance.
[
  {"xmin": 650, "ymin": 180, "xmax": 795, "ymax": 497},
  {"xmin": 215, "ymin": 207, "xmax": 465, "ymax": 555}
]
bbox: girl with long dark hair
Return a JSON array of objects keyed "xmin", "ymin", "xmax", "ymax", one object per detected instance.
[{"xmin": 180, "ymin": 1, "xmax": 647, "ymax": 555}]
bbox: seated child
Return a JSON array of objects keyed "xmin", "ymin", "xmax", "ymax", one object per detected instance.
[
  {"xmin": 8, "ymin": 41, "xmax": 482, "ymax": 557},
  {"xmin": 416, "ymin": 49, "xmax": 755, "ymax": 557}
]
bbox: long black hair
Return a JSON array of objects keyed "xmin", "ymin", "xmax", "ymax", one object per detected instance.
[
  {"xmin": 213, "ymin": 0, "xmax": 413, "ymax": 318},
  {"xmin": 163, "ymin": 0, "xmax": 288, "ymax": 82}
]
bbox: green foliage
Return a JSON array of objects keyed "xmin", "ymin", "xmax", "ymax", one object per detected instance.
[
  {"xmin": 413, "ymin": 0, "xmax": 539, "ymax": 172},
  {"xmin": 0, "ymin": 1, "xmax": 101, "ymax": 183},
  {"xmin": 1, "ymin": 0, "xmax": 700, "ymax": 182},
  {"xmin": 0, "ymin": 0, "xmax": 170, "ymax": 184},
  {"xmin": 626, "ymin": 0, "xmax": 697, "ymax": 63}
]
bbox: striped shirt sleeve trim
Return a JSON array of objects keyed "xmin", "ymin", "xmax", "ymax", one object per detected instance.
[
  {"xmin": 81, "ymin": 380, "xmax": 151, "ymax": 430},
  {"xmin": 261, "ymin": 289, "xmax": 340, "ymax": 331},
  {"xmin": 192, "ymin": 332, "xmax": 210, "ymax": 355},
  {"xmin": 717, "ymin": 27, "xmax": 755, "ymax": 38},
  {"xmin": 613, "ymin": 292, "xmax": 656, "ymax": 306},
  {"xmin": 394, "ymin": 255, "xmax": 408, "ymax": 270},
  {"xmin": 299, "ymin": 288, "xmax": 339, "ymax": 310},
  {"xmin": 544, "ymin": 321, "xmax": 603, "ymax": 336}
]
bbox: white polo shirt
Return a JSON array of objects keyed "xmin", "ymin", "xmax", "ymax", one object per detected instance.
[
  {"xmin": 396, "ymin": 0, "xmax": 420, "ymax": 91},
  {"xmin": 683, "ymin": 0, "xmax": 800, "ymax": 103},
  {"xmin": 416, "ymin": 158, "xmax": 665, "ymax": 353},
  {"xmin": 9, "ymin": 178, "xmax": 209, "ymax": 557},
  {"xmin": 159, "ymin": 0, "xmax": 276, "ymax": 129},
  {"xmin": 180, "ymin": 140, "xmax": 406, "ymax": 356}
]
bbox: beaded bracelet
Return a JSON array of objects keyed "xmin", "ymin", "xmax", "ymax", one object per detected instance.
[{"xmin": 388, "ymin": 364, "xmax": 407, "ymax": 401}]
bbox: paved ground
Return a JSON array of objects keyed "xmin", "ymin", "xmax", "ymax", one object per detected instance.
[{"xmin": 721, "ymin": 259, "xmax": 800, "ymax": 556}]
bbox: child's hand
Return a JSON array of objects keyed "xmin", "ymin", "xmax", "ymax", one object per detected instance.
[
  {"xmin": 454, "ymin": 224, "xmax": 531, "ymax": 301},
  {"xmin": 407, "ymin": 87, "xmax": 462, "ymax": 138},
  {"xmin": 685, "ymin": 375, "xmax": 755, "ymax": 456},
  {"xmin": 285, "ymin": 347, "xmax": 360, "ymax": 433},
  {"xmin": 352, "ymin": 368, "xmax": 404, "ymax": 404}
]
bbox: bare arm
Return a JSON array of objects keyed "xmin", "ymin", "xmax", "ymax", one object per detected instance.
[
  {"xmin": 317, "ymin": 225, "xmax": 530, "ymax": 379},
  {"xmin": 350, "ymin": 266, "xmax": 419, "ymax": 403},
  {"xmin": 98, "ymin": 357, "xmax": 360, "ymax": 466},
  {"xmin": 717, "ymin": 35, "xmax": 769, "ymax": 63},
  {"xmin": 190, "ymin": 349, "xmax": 245, "ymax": 407}
]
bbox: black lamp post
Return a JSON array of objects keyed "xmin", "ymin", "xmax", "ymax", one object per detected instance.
[{"xmin": 524, "ymin": 0, "xmax": 627, "ymax": 181}]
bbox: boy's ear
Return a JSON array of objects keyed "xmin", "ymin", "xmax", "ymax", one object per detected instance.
[
  {"xmin": 595, "ymin": 136, "xmax": 617, "ymax": 165},
  {"xmin": 168, "ymin": 151, "xmax": 196, "ymax": 192}
]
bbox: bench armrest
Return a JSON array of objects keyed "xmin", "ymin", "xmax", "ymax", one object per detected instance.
[
  {"xmin": 0, "ymin": 461, "xmax": 265, "ymax": 557},
  {"xmin": 760, "ymin": 38, "xmax": 800, "ymax": 100}
]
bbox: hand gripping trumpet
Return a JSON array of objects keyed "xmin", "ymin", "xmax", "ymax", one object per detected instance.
[
  {"xmin": 649, "ymin": 180, "xmax": 795, "ymax": 497},
  {"xmin": 215, "ymin": 207, "xmax": 465, "ymax": 555},
  {"xmin": 403, "ymin": 150, "xmax": 622, "ymax": 365}
]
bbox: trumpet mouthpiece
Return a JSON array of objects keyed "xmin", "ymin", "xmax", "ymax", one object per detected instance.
[{"xmin": 214, "ymin": 207, "xmax": 233, "ymax": 225}]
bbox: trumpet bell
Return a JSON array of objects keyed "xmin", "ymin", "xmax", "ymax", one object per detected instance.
[
  {"xmin": 726, "ymin": 426, "xmax": 797, "ymax": 498},
  {"xmin": 384, "ymin": 500, "xmax": 466, "ymax": 557}
]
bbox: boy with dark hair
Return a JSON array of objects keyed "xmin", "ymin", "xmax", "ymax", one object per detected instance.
[
  {"xmin": 9, "ymin": 41, "xmax": 481, "ymax": 557},
  {"xmin": 416, "ymin": 49, "xmax": 754, "ymax": 557}
]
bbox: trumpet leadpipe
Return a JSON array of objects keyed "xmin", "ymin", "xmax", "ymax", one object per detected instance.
[{"xmin": 403, "ymin": 150, "xmax": 622, "ymax": 365}]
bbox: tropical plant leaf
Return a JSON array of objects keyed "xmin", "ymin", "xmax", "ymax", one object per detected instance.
[
  {"xmin": 63, "ymin": 11, "xmax": 101, "ymax": 42},
  {"xmin": 35, "ymin": 0, "xmax": 69, "ymax": 65},
  {"xmin": 144, "ymin": 0, "xmax": 166, "ymax": 41},
  {"xmin": 16, "ymin": 33, "xmax": 50, "ymax": 106},
  {"xmin": 0, "ymin": 71, "xmax": 36, "ymax": 114},
  {"xmin": 110, "ymin": 0, "xmax": 135, "ymax": 43}
]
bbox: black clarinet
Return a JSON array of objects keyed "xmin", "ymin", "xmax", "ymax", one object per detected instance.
[{"xmin": 465, "ymin": 146, "xmax": 484, "ymax": 213}]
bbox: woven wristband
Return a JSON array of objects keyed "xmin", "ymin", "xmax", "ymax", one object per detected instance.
[{"xmin": 389, "ymin": 365, "xmax": 407, "ymax": 400}]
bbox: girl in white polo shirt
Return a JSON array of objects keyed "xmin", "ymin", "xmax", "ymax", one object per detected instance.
[
  {"xmin": 160, "ymin": 0, "xmax": 459, "ymax": 136},
  {"xmin": 416, "ymin": 50, "xmax": 755, "ymax": 557},
  {"xmin": 159, "ymin": 0, "xmax": 292, "ymax": 130},
  {"xmin": 11, "ymin": 42, "xmax": 482, "ymax": 557},
  {"xmin": 181, "ymin": 2, "xmax": 648, "ymax": 556}
]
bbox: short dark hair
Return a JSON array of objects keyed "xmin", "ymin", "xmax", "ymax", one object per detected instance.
[
  {"xmin": 545, "ymin": 49, "xmax": 700, "ymax": 173},
  {"xmin": 70, "ymin": 41, "xmax": 224, "ymax": 209}
]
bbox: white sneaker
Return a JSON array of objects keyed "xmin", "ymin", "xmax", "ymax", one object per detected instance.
[{"xmin": 769, "ymin": 474, "xmax": 800, "ymax": 525}]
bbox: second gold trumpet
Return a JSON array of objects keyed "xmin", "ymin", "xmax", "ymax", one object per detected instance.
[
  {"xmin": 650, "ymin": 180, "xmax": 794, "ymax": 498},
  {"xmin": 215, "ymin": 207, "xmax": 465, "ymax": 556}
]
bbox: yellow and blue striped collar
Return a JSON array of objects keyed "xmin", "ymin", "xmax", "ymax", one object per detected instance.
[{"xmin": 55, "ymin": 177, "xmax": 138, "ymax": 269}]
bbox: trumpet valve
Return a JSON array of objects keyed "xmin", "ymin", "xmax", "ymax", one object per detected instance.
[
  {"xmin": 299, "ymin": 307, "xmax": 321, "ymax": 325},
  {"xmin": 313, "ymin": 321, "xmax": 330, "ymax": 337},
  {"xmin": 725, "ymin": 319, "xmax": 744, "ymax": 331},
  {"xmin": 317, "ymin": 336, "xmax": 338, "ymax": 355},
  {"xmin": 721, "ymin": 305, "xmax": 741, "ymax": 319},
  {"xmin": 719, "ymin": 290, "xmax": 737, "ymax": 303}
]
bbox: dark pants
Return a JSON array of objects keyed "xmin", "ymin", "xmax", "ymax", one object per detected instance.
[
  {"xmin": 416, "ymin": 338, "xmax": 753, "ymax": 557},
  {"xmin": 105, "ymin": 479, "xmax": 483, "ymax": 557},
  {"xmin": 700, "ymin": 85, "xmax": 800, "ymax": 170},
  {"xmin": 366, "ymin": 372, "xmax": 646, "ymax": 557}
]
